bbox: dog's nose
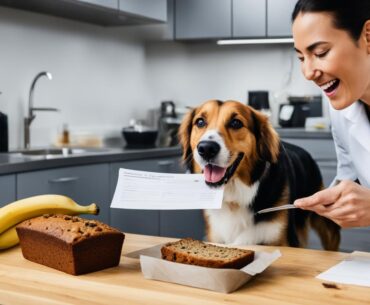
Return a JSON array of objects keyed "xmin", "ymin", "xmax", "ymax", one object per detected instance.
[{"xmin": 197, "ymin": 141, "xmax": 220, "ymax": 161}]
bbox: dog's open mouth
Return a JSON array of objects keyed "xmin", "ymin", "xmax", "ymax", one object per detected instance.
[
  {"xmin": 204, "ymin": 153, "xmax": 244, "ymax": 187},
  {"xmin": 204, "ymin": 164, "xmax": 227, "ymax": 183}
]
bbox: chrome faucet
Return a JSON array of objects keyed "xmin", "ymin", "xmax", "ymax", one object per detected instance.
[{"xmin": 24, "ymin": 71, "xmax": 59, "ymax": 149}]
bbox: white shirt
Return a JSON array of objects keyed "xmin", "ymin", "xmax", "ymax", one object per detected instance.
[{"xmin": 329, "ymin": 101, "xmax": 370, "ymax": 188}]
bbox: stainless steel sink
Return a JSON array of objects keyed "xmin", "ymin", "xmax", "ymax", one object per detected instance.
[{"xmin": 20, "ymin": 148, "xmax": 71, "ymax": 156}]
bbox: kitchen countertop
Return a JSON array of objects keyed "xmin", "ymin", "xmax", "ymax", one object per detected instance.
[
  {"xmin": 0, "ymin": 146, "xmax": 182, "ymax": 175},
  {"xmin": 0, "ymin": 233, "xmax": 368, "ymax": 305},
  {"xmin": 0, "ymin": 128, "xmax": 332, "ymax": 176},
  {"xmin": 276, "ymin": 127, "xmax": 333, "ymax": 139}
]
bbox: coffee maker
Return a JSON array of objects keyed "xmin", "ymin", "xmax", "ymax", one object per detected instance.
[{"xmin": 279, "ymin": 95, "xmax": 322, "ymax": 127}]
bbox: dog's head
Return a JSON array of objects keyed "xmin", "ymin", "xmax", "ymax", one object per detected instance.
[{"xmin": 179, "ymin": 100, "xmax": 280, "ymax": 188}]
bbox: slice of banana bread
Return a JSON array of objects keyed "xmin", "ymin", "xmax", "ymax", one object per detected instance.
[
  {"xmin": 16, "ymin": 214, "xmax": 124, "ymax": 275},
  {"xmin": 161, "ymin": 238, "xmax": 254, "ymax": 269}
]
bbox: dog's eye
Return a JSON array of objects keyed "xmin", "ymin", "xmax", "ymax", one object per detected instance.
[
  {"xmin": 228, "ymin": 119, "xmax": 243, "ymax": 129},
  {"xmin": 195, "ymin": 118, "xmax": 206, "ymax": 128}
]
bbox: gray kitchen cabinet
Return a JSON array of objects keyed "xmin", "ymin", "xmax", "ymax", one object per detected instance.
[
  {"xmin": 119, "ymin": 0, "xmax": 167, "ymax": 22},
  {"xmin": 234, "ymin": 0, "xmax": 296, "ymax": 38},
  {"xmin": 175, "ymin": 0, "xmax": 232, "ymax": 40},
  {"xmin": 0, "ymin": 0, "xmax": 167, "ymax": 26},
  {"xmin": 160, "ymin": 209, "xmax": 205, "ymax": 240},
  {"xmin": 16, "ymin": 164, "xmax": 110, "ymax": 224},
  {"xmin": 340, "ymin": 228, "xmax": 370, "ymax": 252},
  {"xmin": 110, "ymin": 156, "xmax": 205, "ymax": 239},
  {"xmin": 282, "ymin": 138, "xmax": 336, "ymax": 161},
  {"xmin": 0, "ymin": 174, "xmax": 16, "ymax": 207},
  {"xmin": 308, "ymin": 226, "xmax": 370, "ymax": 253},
  {"xmin": 267, "ymin": 0, "xmax": 297, "ymax": 37},
  {"xmin": 233, "ymin": 0, "xmax": 266, "ymax": 38},
  {"xmin": 174, "ymin": 0, "xmax": 297, "ymax": 40}
]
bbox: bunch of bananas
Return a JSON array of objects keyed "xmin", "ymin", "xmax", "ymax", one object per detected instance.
[{"xmin": 0, "ymin": 194, "xmax": 99, "ymax": 250}]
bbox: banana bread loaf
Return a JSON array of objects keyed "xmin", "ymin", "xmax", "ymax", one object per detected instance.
[
  {"xmin": 16, "ymin": 214, "xmax": 124, "ymax": 275},
  {"xmin": 161, "ymin": 238, "xmax": 254, "ymax": 269}
]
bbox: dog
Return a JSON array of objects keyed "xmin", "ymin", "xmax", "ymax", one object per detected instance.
[{"xmin": 179, "ymin": 99, "xmax": 340, "ymax": 250}]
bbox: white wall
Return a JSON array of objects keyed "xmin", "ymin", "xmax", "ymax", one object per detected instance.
[
  {"xmin": 0, "ymin": 7, "xmax": 321, "ymax": 150},
  {"xmin": 0, "ymin": 7, "xmax": 151, "ymax": 149},
  {"xmin": 144, "ymin": 41, "xmax": 321, "ymax": 126}
]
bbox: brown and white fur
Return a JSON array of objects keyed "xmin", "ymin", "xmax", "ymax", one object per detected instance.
[{"xmin": 179, "ymin": 100, "xmax": 340, "ymax": 250}]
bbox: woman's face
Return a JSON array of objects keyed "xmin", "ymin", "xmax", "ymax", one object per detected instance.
[{"xmin": 292, "ymin": 12, "xmax": 370, "ymax": 109}]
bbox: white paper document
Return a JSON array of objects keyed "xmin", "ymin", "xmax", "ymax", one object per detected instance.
[
  {"xmin": 317, "ymin": 251, "xmax": 370, "ymax": 287},
  {"xmin": 111, "ymin": 168, "xmax": 224, "ymax": 210}
]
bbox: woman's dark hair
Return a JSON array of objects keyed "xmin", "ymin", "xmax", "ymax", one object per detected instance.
[{"xmin": 292, "ymin": 0, "xmax": 370, "ymax": 41}]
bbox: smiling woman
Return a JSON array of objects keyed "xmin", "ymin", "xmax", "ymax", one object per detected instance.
[
  {"xmin": 291, "ymin": 0, "xmax": 370, "ymax": 229},
  {"xmin": 292, "ymin": 2, "xmax": 369, "ymax": 110}
]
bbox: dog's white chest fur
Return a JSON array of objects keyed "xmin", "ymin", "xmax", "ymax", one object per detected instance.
[{"xmin": 205, "ymin": 179, "xmax": 284, "ymax": 245}]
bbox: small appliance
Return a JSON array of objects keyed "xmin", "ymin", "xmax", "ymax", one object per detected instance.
[
  {"xmin": 157, "ymin": 101, "xmax": 183, "ymax": 147},
  {"xmin": 248, "ymin": 91, "xmax": 270, "ymax": 111},
  {"xmin": 279, "ymin": 95, "xmax": 322, "ymax": 128}
]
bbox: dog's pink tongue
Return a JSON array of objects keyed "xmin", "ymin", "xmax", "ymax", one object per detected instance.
[{"xmin": 204, "ymin": 165, "xmax": 227, "ymax": 183}]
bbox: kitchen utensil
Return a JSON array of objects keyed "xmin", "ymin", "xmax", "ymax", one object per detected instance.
[{"xmin": 256, "ymin": 204, "xmax": 298, "ymax": 215}]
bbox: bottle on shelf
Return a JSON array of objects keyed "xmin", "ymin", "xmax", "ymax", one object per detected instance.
[{"xmin": 61, "ymin": 123, "xmax": 70, "ymax": 146}]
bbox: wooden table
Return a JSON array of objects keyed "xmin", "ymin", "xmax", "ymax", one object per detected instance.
[{"xmin": 0, "ymin": 233, "xmax": 369, "ymax": 305}]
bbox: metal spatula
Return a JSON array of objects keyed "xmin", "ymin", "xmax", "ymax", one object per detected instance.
[{"xmin": 256, "ymin": 204, "xmax": 298, "ymax": 215}]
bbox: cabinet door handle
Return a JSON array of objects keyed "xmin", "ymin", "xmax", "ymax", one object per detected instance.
[
  {"xmin": 48, "ymin": 177, "xmax": 80, "ymax": 183},
  {"xmin": 157, "ymin": 160, "xmax": 174, "ymax": 167}
]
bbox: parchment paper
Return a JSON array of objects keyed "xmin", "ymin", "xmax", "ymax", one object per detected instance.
[{"xmin": 125, "ymin": 244, "xmax": 281, "ymax": 293}]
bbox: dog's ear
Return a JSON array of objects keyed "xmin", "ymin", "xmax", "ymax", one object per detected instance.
[
  {"xmin": 250, "ymin": 109, "xmax": 280, "ymax": 163},
  {"xmin": 178, "ymin": 108, "xmax": 196, "ymax": 170}
]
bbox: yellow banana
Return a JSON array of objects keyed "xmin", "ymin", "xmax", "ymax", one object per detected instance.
[
  {"xmin": 0, "ymin": 194, "xmax": 99, "ymax": 235},
  {"xmin": 0, "ymin": 226, "xmax": 19, "ymax": 250}
]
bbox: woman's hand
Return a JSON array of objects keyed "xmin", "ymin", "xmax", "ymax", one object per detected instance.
[{"xmin": 294, "ymin": 180, "xmax": 370, "ymax": 228}]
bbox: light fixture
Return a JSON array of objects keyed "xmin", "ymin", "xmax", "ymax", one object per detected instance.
[{"xmin": 217, "ymin": 38, "xmax": 294, "ymax": 45}]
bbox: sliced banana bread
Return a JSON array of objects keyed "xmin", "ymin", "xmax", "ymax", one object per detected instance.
[{"xmin": 161, "ymin": 238, "xmax": 254, "ymax": 269}]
